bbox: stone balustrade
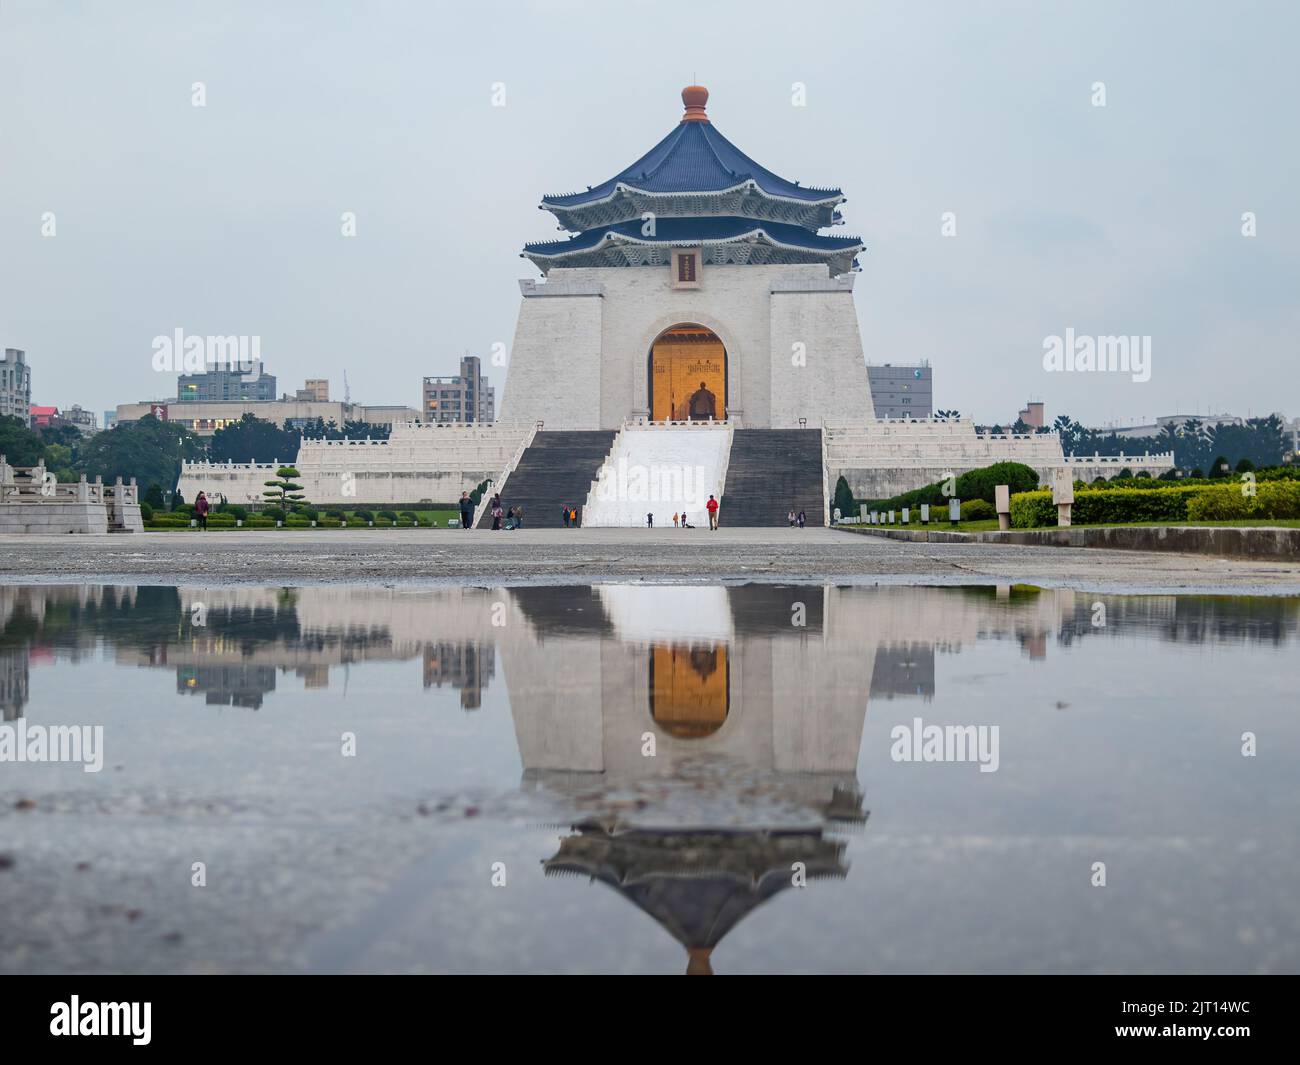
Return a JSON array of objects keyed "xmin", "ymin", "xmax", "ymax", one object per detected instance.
[{"xmin": 0, "ymin": 457, "xmax": 142, "ymax": 533}]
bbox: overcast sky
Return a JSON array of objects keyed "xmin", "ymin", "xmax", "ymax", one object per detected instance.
[{"xmin": 2, "ymin": 0, "xmax": 1296, "ymax": 428}]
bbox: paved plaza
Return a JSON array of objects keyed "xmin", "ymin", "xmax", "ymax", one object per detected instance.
[{"xmin": 1, "ymin": 527, "xmax": 1297, "ymax": 592}]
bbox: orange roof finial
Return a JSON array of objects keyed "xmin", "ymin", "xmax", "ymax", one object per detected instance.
[{"xmin": 681, "ymin": 84, "xmax": 709, "ymax": 123}]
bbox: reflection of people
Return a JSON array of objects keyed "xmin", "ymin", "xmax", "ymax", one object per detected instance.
[{"xmin": 688, "ymin": 381, "xmax": 717, "ymax": 420}]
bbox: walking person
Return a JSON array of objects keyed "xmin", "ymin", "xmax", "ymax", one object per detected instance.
[
  {"xmin": 561, "ymin": 503, "xmax": 570, "ymax": 528},
  {"xmin": 490, "ymin": 494, "xmax": 504, "ymax": 530},
  {"xmin": 797, "ymin": 509, "xmax": 806, "ymax": 529},
  {"xmin": 514, "ymin": 503, "xmax": 524, "ymax": 529},
  {"xmin": 706, "ymin": 494, "xmax": 719, "ymax": 531},
  {"xmin": 673, "ymin": 512, "xmax": 679, "ymax": 528},
  {"xmin": 195, "ymin": 491, "xmax": 210, "ymax": 530},
  {"xmin": 788, "ymin": 509, "xmax": 796, "ymax": 527},
  {"xmin": 459, "ymin": 491, "xmax": 473, "ymax": 530},
  {"xmin": 647, "ymin": 512, "xmax": 654, "ymax": 528},
  {"xmin": 570, "ymin": 506, "xmax": 579, "ymax": 527}
]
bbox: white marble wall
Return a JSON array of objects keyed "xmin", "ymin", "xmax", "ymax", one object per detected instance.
[
  {"xmin": 500, "ymin": 263, "xmax": 874, "ymax": 430},
  {"xmin": 178, "ymin": 422, "xmax": 530, "ymax": 506}
]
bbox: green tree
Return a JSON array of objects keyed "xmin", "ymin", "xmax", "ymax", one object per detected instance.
[
  {"xmin": 263, "ymin": 466, "xmax": 308, "ymax": 512},
  {"xmin": 43, "ymin": 443, "xmax": 78, "ymax": 481},
  {"xmin": 76, "ymin": 415, "xmax": 203, "ymax": 492},
  {"xmin": 0, "ymin": 414, "xmax": 47, "ymax": 466},
  {"xmin": 833, "ymin": 475, "xmax": 858, "ymax": 518},
  {"xmin": 209, "ymin": 413, "xmax": 301, "ymax": 463},
  {"xmin": 36, "ymin": 423, "xmax": 85, "ymax": 448}
]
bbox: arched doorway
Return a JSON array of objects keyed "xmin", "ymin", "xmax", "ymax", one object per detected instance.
[
  {"xmin": 648, "ymin": 644, "xmax": 730, "ymax": 739},
  {"xmin": 648, "ymin": 324, "xmax": 727, "ymax": 422}
]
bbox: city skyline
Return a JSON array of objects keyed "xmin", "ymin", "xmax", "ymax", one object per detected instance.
[{"xmin": 2, "ymin": 1, "xmax": 1297, "ymax": 426}]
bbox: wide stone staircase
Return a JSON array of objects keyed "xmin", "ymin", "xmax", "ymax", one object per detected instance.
[
  {"xmin": 581, "ymin": 425, "xmax": 731, "ymax": 527},
  {"xmin": 720, "ymin": 429, "xmax": 825, "ymax": 527},
  {"xmin": 477, "ymin": 430, "xmax": 617, "ymax": 528}
]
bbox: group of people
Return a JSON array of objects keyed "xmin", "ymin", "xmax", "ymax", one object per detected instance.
[
  {"xmin": 454, "ymin": 491, "xmax": 738, "ymax": 531},
  {"xmin": 645, "ymin": 495, "xmax": 720, "ymax": 530},
  {"xmin": 458, "ymin": 491, "xmax": 525, "ymax": 530},
  {"xmin": 788, "ymin": 509, "xmax": 808, "ymax": 528}
]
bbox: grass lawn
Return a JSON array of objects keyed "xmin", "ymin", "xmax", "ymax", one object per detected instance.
[{"xmin": 148, "ymin": 507, "xmax": 463, "ymax": 530}]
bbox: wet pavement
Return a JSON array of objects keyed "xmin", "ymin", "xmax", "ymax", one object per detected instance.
[
  {"xmin": 1, "ymin": 528, "xmax": 1298, "ymax": 594},
  {"xmin": 1, "ymin": 581, "xmax": 1296, "ymax": 973}
]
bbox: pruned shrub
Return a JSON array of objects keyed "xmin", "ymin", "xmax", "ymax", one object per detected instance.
[
  {"xmin": 1012, "ymin": 485, "xmax": 1204, "ymax": 528},
  {"xmin": 960, "ymin": 499, "xmax": 996, "ymax": 521},
  {"xmin": 1186, "ymin": 481, "xmax": 1300, "ymax": 521}
]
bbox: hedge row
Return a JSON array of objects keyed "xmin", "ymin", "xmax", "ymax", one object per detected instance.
[
  {"xmin": 1185, "ymin": 481, "xmax": 1300, "ymax": 521},
  {"xmin": 869, "ymin": 462, "xmax": 1039, "ymax": 509},
  {"xmin": 147, "ymin": 516, "xmax": 425, "ymax": 529},
  {"xmin": 1010, "ymin": 486, "xmax": 1201, "ymax": 527},
  {"xmin": 1080, "ymin": 467, "xmax": 1298, "ymax": 490},
  {"xmin": 1009, "ymin": 482, "xmax": 1300, "ymax": 528}
]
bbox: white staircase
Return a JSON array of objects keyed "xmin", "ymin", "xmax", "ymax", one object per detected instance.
[{"xmin": 582, "ymin": 424, "xmax": 733, "ymax": 527}]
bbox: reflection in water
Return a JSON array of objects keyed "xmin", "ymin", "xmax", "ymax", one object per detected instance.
[
  {"xmin": 546, "ymin": 824, "xmax": 847, "ymax": 975},
  {"xmin": 2, "ymin": 582, "xmax": 1297, "ymax": 973}
]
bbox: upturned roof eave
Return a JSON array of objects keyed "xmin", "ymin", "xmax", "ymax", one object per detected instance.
[
  {"xmin": 521, "ymin": 226, "xmax": 865, "ymax": 260},
  {"xmin": 541, "ymin": 179, "xmax": 846, "ymax": 215}
]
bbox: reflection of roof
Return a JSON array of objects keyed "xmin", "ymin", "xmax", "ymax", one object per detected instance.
[{"xmin": 545, "ymin": 824, "xmax": 847, "ymax": 972}]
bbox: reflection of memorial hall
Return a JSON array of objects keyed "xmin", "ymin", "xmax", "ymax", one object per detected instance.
[{"xmin": 2, "ymin": 583, "xmax": 1297, "ymax": 971}]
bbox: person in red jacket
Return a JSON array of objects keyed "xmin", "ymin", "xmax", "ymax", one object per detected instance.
[
  {"xmin": 706, "ymin": 494, "xmax": 719, "ymax": 531},
  {"xmin": 194, "ymin": 491, "xmax": 210, "ymax": 530}
]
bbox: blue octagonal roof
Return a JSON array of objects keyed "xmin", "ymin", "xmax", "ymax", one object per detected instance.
[{"xmin": 541, "ymin": 87, "xmax": 843, "ymax": 213}]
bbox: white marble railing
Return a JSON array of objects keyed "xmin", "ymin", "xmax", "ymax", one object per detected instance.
[
  {"xmin": 471, "ymin": 422, "xmax": 539, "ymax": 529},
  {"xmin": 621, "ymin": 417, "xmax": 733, "ymax": 430},
  {"xmin": 1065, "ymin": 452, "xmax": 1175, "ymax": 464}
]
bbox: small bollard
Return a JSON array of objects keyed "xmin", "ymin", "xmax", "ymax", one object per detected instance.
[
  {"xmin": 902, "ymin": 507, "xmax": 910, "ymax": 524},
  {"xmin": 1052, "ymin": 468, "xmax": 1074, "ymax": 527},
  {"xmin": 888, "ymin": 510, "xmax": 895, "ymax": 524},
  {"xmin": 920, "ymin": 503, "xmax": 930, "ymax": 525},
  {"xmin": 995, "ymin": 485, "xmax": 1011, "ymax": 531},
  {"xmin": 949, "ymin": 498, "xmax": 960, "ymax": 526}
]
